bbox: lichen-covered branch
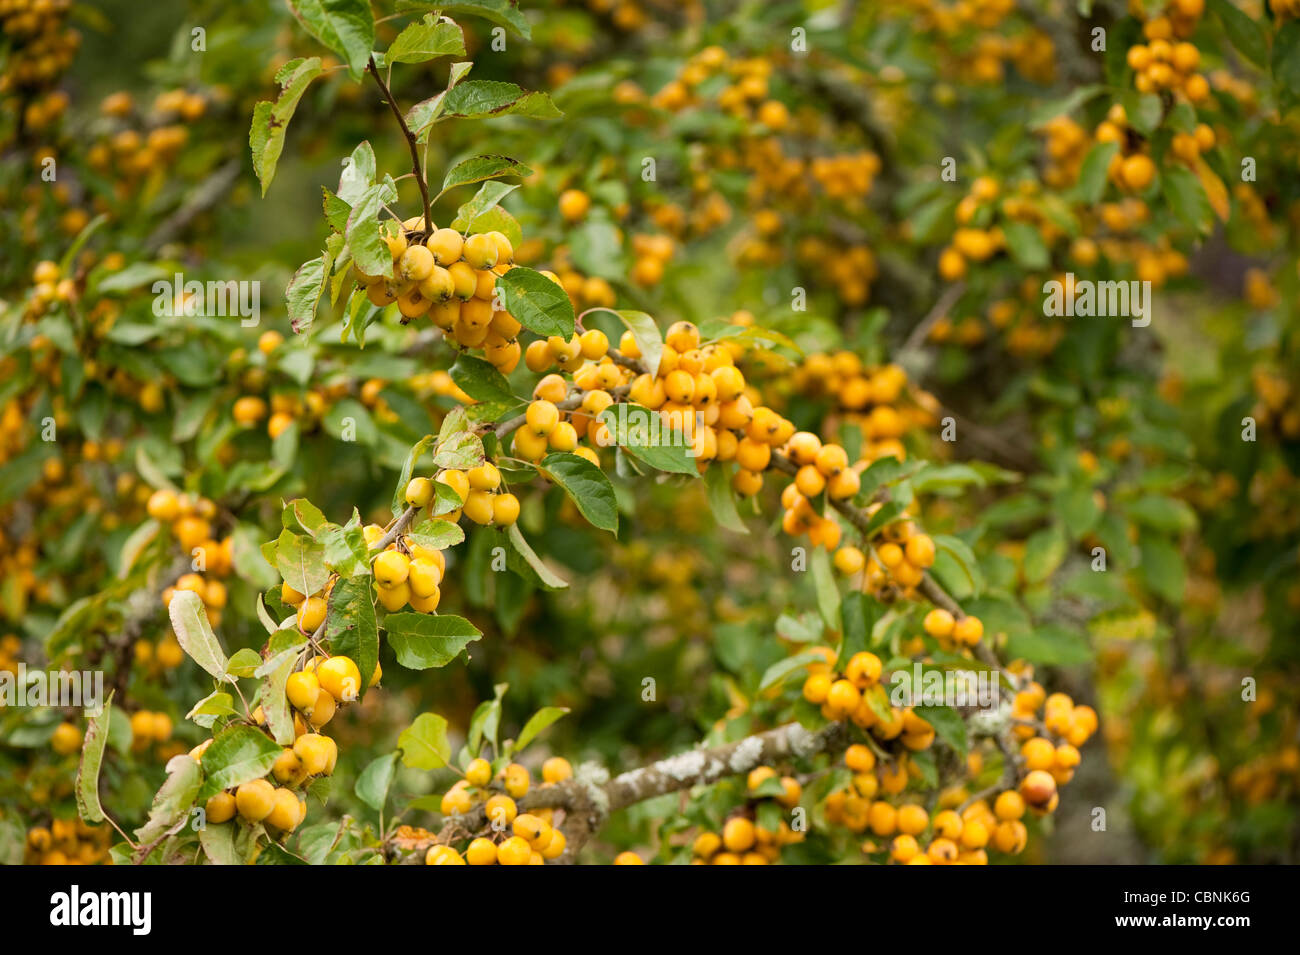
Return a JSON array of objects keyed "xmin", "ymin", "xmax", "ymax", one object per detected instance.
[{"xmin": 389, "ymin": 721, "xmax": 850, "ymax": 863}]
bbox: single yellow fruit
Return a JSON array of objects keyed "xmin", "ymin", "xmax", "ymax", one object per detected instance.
[
  {"xmin": 465, "ymin": 837, "xmax": 497, "ymax": 865},
  {"xmin": 465, "ymin": 757, "xmax": 492, "ymax": 787},
  {"xmin": 405, "ymin": 477, "xmax": 434, "ymax": 507},
  {"xmin": 51, "ymin": 721, "xmax": 82, "ymax": 755},
  {"xmin": 204, "ymin": 791, "xmax": 236, "ymax": 824},
  {"xmin": 272, "ymin": 748, "xmax": 306, "ymax": 785},
  {"xmin": 497, "ymin": 835, "xmax": 532, "ymax": 865},
  {"xmin": 408, "ymin": 557, "xmax": 443, "ymax": 598},
  {"xmin": 492, "ymin": 492, "xmax": 521, "ymax": 526},
  {"xmin": 542, "ymin": 757, "xmax": 572, "ymax": 783},
  {"xmin": 373, "ymin": 549, "xmax": 410, "ymax": 587},
  {"xmin": 426, "ymin": 845, "xmax": 465, "ymax": 865},
  {"xmin": 235, "ymin": 778, "xmax": 276, "ymax": 822},
  {"xmin": 297, "ymin": 595, "xmax": 327, "ymax": 634},
  {"xmin": 286, "ymin": 671, "xmax": 320, "ymax": 714},
  {"xmin": 266, "ymin": 786, "xmax": 304, "ymax": 831},
  {"xmin": 293, "ymin": 733, "xmax": 337, "ymax": 776},
  {"xmin": 317, "ymin": 656, "xmax": 362, "ymax": 703},
  {"xmin": 503, "ymin": 762, "xmax": 530, "ymax": 798}
]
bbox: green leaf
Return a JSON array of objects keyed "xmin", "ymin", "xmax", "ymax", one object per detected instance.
[
  {"xmin": 398, "ymin": 712, "xmax": 451, "ymax": 770},
  {"xmin": 384, "ymin": 16, "xmax": 464, "ymax": 64},
  {"xmin": 1023, "ymin": 524, "xmax": 1067, "ymax": 584},
  {"xmin": 450, "ymin": 180, "xmax": 518, "ymax": 231},
  {"xmin": 338, "ymin": 140, "xmax": 377, "ymax": 204},
  {"xmin": 276, "ymin": 530, "xmax": 331, "ymax": 602},
  {"xmin": 408, "ymin": 518, "xmax": 465, "ymax": 550},
  {"xmin": 1119, "ymin": 91, "xmax": 1163, "ymax": 137},
  {"xmin": 198, "ymin": 822, "xmax": 241, "ymax": 865},
  {"xmin": 1073, "ymin": 141, "xmax": 1118, "ymax": 204},
  {"xmin": 468, "ymin": 683, "xmax": 508, "ymax": 755},
  {"xmin": 1162, "ymin": 164, "xmax": 1213, "ymax": 234},
  {"xmin": 606, "ymin": 309, "xmax": 663, "ymax": 376},
  {"xmin": 1274, "ymin": 20, "xmax": 1300, "ymax": 100},
  {"xmin": 76, "ymin": 690, "xmax": 114, "ymax": 824},
  {"xmin": 287, "ymin": 0, "xmax": 374, "ymax": 79},
  {"xmin": 398, "ymin": 0, "xmax": 531, "ymax": 39},
  {"xmin": 346, "ymin": 184, "xmax": 394, "ymax": 280},
  {"xmin": 186, "ymin": 691, "xmax": 237, "ymax": 729},
  {"xmin": 704, "ymin": 463, "xmax": 748, "ymax": 534},
  {"xmin": 199, "ymin": 725, "xmax": 285, "ymax": 801},
  {"xmin": 168, "ymin": 590, "xmax": 230, "ymax": 682},
  {"xmin": 597, "ymin": 403, "xmax": 697, "ymax": 475},
  {"xmin": 439, "ymin": 154, "xmax": 532, "ymax": 197},
  {"xmin": 514, "ymin": 706, "xmax": 569, "ymax": 752},
  {"xmin": 505, "ymin": 523, "xmax": 569, "ymax": 589},
  {"xmin": 355, "ymin": 751, "xmax": 400, "ymax": 811},
  {"xmin": 1209, "ymin": 0, "xmax": 1266, "ymax": 67},
  {"xmin": 932, "ymin": 534, "xmax": 985, "ymax": 598},
  {"xmin": 259, "ymin": 629, "xmax": 307, "ymax": 745},
  {"xmin": 810, "ymin": 546, "xmax": 841, "ymax": 632},
  {"xmin": 861, "ymin": 500, "xmax": 906, "ymax": 538},
  {"xmin": 287, "ymin": 254, "xmax": 329, "ymax": 333},
  {"xmin": 758, "ymin": 650, "xmax": 827, "ymax": 693},
  {"xmin": 910, "ymin": 464, "xmax": 986, "ymax": 495},
  {"xmin": 117, "ymin": 519, "xmax": 160, "ymax": 579},
  {"xmin": 1002, "ymin": 221, "xmax": 1050, "ymax": 270},
  {"xmin": 325, "ymin": 576, "xmax": 379, "ymax": 698},
  {"xmin": 59, "ymin": 213, "xmax": 108, "ymax": 276},
  {"xmin": 233, "ymin": 524, "xmax": 280, "ymax": 589},
  {"xmin": 384, "ymin": 612, "xmax": 482, "ymax": 669},
  {"xmin": 1140, "ymin": 535, "xmax": 1186, "ymax": 603},
  {"xmin": 459, "ymin": 204, "xmax": 522, "ymax": 246},
  {"xmin": 96, "ymin": 262, "xmax": 169, "ymax": 295},
  {"xmin": 249, "ymin": 57, "xmax": 323, "ymax": 196},
  {"xmin": 1057, "ymin": 485, "xmax": 1101, "ymax": 539},
  {"xmin": 283, "ymin": 498, "xmax": 328, "ymax": 537},
  {"xmin": 1127, "ymin": 495, "xmax": 1197, "ymax": 533},
  {"xmin": 135, "ymin": 754, "xmax": 203, "ymax": 845},
  {"xmin": 497, "ymin": 266, "xmax": 576, "ymax": 339},
  {"xmin": 432, "ymin": 421, "xmax": 485, "ymax": 472},
  {"xmin": 856, "ymin": 455, "xmax": 922, "ymax": 502},
  {"xmin": 440, "ymin": 80, "xmax": 560, "ymax": 120},
  {"xmin": 319, "ymin": 521, "xmax": 371, "ymax": 577},
  {"xmin": 540, "ymin": 452, "xmax": 618, "ymax": 533},
  {"xmin": 1028, "ymin": 84, "xmax": 1105, "ymax": 127},
  {"xmin": 839, "ymin": 593, "xmax": 880, "ymax": 658},
  {"xmin": 450, "ymin": 354, "xmax": 516, "ymax": 405},
  {"xmin": 917, "ymin": 705, "xmax": 967, "ymax": 754}
]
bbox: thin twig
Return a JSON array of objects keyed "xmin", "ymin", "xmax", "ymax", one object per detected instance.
[{"xmin": 367, "ymin": 55, "xmax": 431, "ymax": 233}]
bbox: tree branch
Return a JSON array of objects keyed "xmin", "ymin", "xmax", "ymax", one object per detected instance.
[
  {"xmin": 388, "ymin": 720, "xmax": 849, "ymax": 863},
  {"xmin": 368, "ymin": 56, "xmax": 431, "ymax": 234}
]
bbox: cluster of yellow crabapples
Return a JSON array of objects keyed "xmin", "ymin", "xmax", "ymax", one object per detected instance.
[
  {"xmin": 24, "ymin": 818, "xmax": 111, "ymax": 866},
  {"xmin": 690, "ymin": 766, "xmax": 806, "ymax": 865},
  {"xmin": 368, "ymin": 482, "xmax": 461, "ymax": 612},
  {"xmin": 515, "ymin": 316, "xmax": 758, "ymax": 472},
  {"xmin": 1126, "ymin": 0, "xmax": 1212, "ymax": 103},
  {"xmin": 193, "ymin": 654, "xmax": 373, "ymax": 835},
  {"xmin": 0, "ymin": 0, "xmax": 78, "ymax": 93},
  {"xmin": 425, "ymin": 756, "xmax": 576, "ymax": 864},
  {"xmin": 145, "ymin": 487, "xmax": 233, "ymax": 626},
  {"xmin": 801, "ymin": 649, "xmax": 947, "ymax": 743},
  {"xmin": 354, "ymin": 217, "xmax": 528, "ymax": 374}
]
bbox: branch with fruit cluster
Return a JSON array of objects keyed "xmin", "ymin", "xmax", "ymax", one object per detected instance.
[{"xmin": 388, "ymin": 722, "xmax": 850, "ymax": 863}]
